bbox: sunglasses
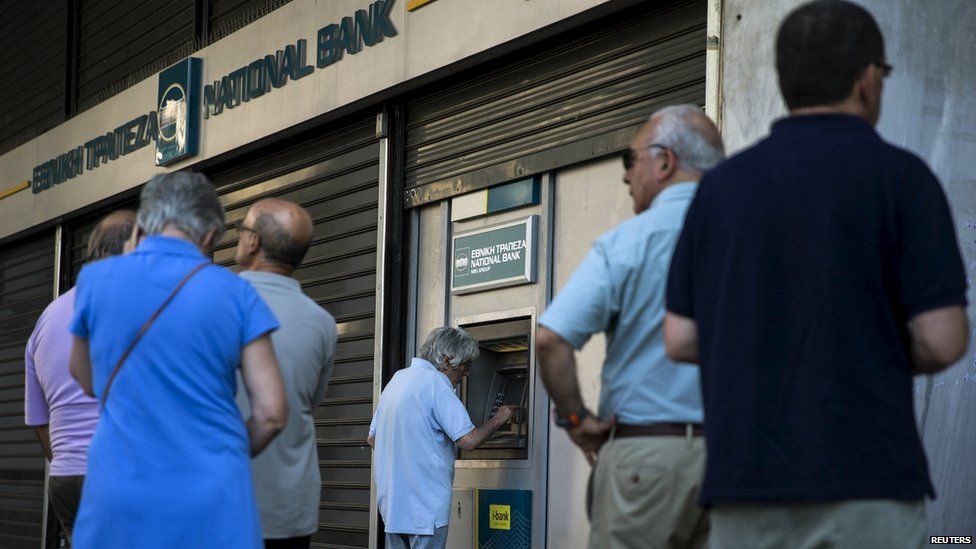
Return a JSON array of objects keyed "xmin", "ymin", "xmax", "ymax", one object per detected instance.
[
  {"xmin": 873, "ymin": 61, "xmax": 893, "ymax": 78},
  {"xmin": 622, "ymin": 144, "xmax": 674, "ymax": 170}
]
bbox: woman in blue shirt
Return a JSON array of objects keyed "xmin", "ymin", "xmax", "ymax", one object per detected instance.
[{"xmin": 68, "ymin": 172, "xmax": 289, "ymax": 548}]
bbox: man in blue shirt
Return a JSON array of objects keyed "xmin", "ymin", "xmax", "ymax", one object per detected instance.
[
  {"xmin": 536, "ymin": 105, "xmax": 724, "ymax": 548},
  {"xmin": 368, "ymin": 327, "xmax": 517, "ymax": 549},
  {"xmin": 665, "ymin": 2, "xmax": 969, "ymax": 548},
  {"xmin": 67, "ymin": 171, "xmax": 288, "ymax": 548}
]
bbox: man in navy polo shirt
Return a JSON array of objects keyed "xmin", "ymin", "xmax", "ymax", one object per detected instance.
[{"xmin": 664, "ymin": 1, "xmax": 968, "ymax": 547}]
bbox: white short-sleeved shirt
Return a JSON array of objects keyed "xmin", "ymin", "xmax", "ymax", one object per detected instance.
[{"xmin": 369, "ymin": 358, "xmax": 475, "ymax": 535}]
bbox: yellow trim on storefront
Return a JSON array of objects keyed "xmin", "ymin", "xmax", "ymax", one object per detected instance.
[
  {"xmin": 0, "ymin": 181, "xmax": 29, "ymax": 201},
  {"xmin": 407, "ymin": 0, "xmax": 438, "ymax": 11}
]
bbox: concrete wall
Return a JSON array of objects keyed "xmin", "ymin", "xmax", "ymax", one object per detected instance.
[
  {"xmin": 720, "ymin": 0, "xmax": 976, "ymax": 534},
  {"xmin": 0, "ymin": 0, "xmax": 616, "ymax": 241}
]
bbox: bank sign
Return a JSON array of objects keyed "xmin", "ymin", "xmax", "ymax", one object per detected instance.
[
  {"xmin": 31, "ymin": 57, "xmax": 201, "ymax": 194},
  {"xmin": 29, "ymin": 0, "xmax": 398, "ymax": 195},
  {"xmin": 452, "ymin": 216, "xmax": 538, "ymax": 295}
]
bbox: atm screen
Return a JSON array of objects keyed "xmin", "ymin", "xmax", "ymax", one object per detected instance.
[
  {"xmin": 501, "ymin": 377, "xmax": 526, "ymax": 406},
  {"xmin": 480, "ymin": 366, "xmax": 529, "ymax": 452},
  {"xmin": 488, "ymin": 374, "xmax": 528, "ymax": 419}
]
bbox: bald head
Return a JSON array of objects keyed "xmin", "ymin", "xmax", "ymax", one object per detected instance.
[
  {"xmin": 645, "ymin": 105, "xmax": 724, "ymax": 173},
  {"xmin": 242, "ymin": 198, "xmax": 314, "ymax": 271},
  {"xmin": 87, "ymin": 210, "xmax": 137, "ymax": 262}
]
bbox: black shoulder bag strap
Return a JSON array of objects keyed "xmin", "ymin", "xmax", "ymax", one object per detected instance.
[{"xmin": 99, "ymin": 262, "xmax": 209, "ymax": 411}]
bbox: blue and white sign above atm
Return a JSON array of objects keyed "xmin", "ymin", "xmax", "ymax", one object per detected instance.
[{"xmin": 29, "ymin": 0, "xmax": 398, "ymax": 195}]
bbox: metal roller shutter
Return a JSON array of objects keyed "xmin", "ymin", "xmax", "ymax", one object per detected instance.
[
  {"xmin": 210, "ymin": 116, "xmax": 380, "ymax": 549},
  {"xmin": 403, "ymin": 0, "xmax": 706, "ymax": 208},
  {"xmin": 67, "ymin": 221, "xmax": 96, "ymax": 290},
  {"xmin": 77, "ymin": 0, "xmax": 195, "ymax": 110},
  {"xmin": 0, "ymin": 2, "xmax": 67, "ymax": 155},
  {"xmin": 0, "ymin": 233, "xmax": 55, "ymax": 549},
  {"xmin": 209, "ymin": 0, "xmax": 294, "ymax": 41}
]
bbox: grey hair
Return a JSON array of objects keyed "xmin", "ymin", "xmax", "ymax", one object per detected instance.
[
  {"xmin": 137, "ymin": 171, "xmax": 225, "ymax": 246},
  {"xmin": 648, "ymin": 105, "xmax": 726, "ymax": 172},
  {"xmin": 418, "ymin": 327, "xmax": 480, "ymax": 370}
]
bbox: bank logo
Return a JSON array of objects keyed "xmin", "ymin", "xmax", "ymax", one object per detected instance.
[
  {"xmin": 454, "ymin": 248, "xmax": 470, "ymax": 275},
  {"xmin": 156, "ymin": 58, "xmax": 202, "ymax": 166},
  {"xmin": 488, "ymin": 504, "xmax": 510, "ymax": 530},
  {"xmin": 158, "ymin": 84, "xmax": 186, "ymax": 143}
]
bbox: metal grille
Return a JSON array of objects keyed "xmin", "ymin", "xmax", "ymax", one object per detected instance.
[
  {"xmin": 209, "ymin": 116, "xmax": 380, "ymax": 549},
  {"xmin": 67, "ymin": 222, "xmax": 95, "ymax": 290},
  {"xmin": 403, "ymin": 0, "xmax": 706, "ymax": 208},
  {"xmin": 0, "ymin": 2, "xmax": 68, "ymax": 155},
  {"xmin": 209, "ymin": 0, "xmax": 294, "ymax": 41},
  {"xmin": 76, "ymin": 0, "xmax": 195, "ymax": 109},
  {"xmin": 0, "ymin": 233, "xmax": 55, "ymax": 549}
]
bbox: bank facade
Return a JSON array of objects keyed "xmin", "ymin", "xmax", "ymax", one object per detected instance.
[{"xmin": 0, "ymin": 0, "xmax": 714, "ymax": 547}]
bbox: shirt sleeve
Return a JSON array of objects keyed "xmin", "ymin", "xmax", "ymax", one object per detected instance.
[
  {"xmin": 368, "ymin": 409, "xmax": 378, "ymax": 438},
  {"xmin": 68, "ymin": 267, "xmax": 92, "ymax": 339},
  {"xmin": 23, "ymin": 324, "xmax": 49, "ymax": 426},
  {"xmin": 431, "ymin": 387, "xmax": 475, "ymax": 442},
  {"xmin": 897, "ymin": 159, "xmax": 968, "ymax": 317},
  {"xmin": 666, "ymin": 186, "xmax": 700, "ymax": 318},
  {"xmin": 312, "ymin": 323, "xmax": 337, "ymax": 408},
  {"xmin": 239, "ymin": 281, "xmax": 280, "ymax": 346},
  {"xmin": 538, "ymin": 242, "xmax": 619, "ymax": 350}
]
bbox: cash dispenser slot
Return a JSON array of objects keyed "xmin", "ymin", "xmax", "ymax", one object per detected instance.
[{"xmin": 459, "ymin": 317, "xmax": 532, "ymax": 460}]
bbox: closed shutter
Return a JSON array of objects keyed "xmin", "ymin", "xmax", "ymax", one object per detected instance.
[
  {"xmin": 209, "ymin": 0, "xmax": 294, "ymax": 41},
  {"xmin": 403, "ymin": 0, "xmax": 706, "ymax": 208},
  {"xmin": 0, "ymin": 2, "xmax": 67, "ymax": 155},
  {"xmin": 210, "ymin": 116, "xmax": 380, "ymax": 549},
  {"xmin": 67, "ymin": 221, "xmax": 96, "ymax": 290},
  {"xmin": 0, "ymin": 233, "xmax": 55, "ymax": 549},
  {"xmin": 77, "ymin": 0, "xmax": 195, "ymax": 110}
]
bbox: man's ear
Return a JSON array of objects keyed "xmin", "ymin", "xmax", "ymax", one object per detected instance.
[
  {"xmin": 201, "ymin": 227, "xmax": 219, "ymax": 252},
  {"xmin": 658, "ymin": 149, "xmax": 678, "ymax": 181},
  {"xmin": 853, "ymin": 66, "xmax": 878, "ymax": 108},
  {"xmin": 244, "ymin": 228, "xmax": 262, "ymax": 256}
]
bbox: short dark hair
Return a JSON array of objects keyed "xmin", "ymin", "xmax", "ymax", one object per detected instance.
[
  {"xmin": 252, "ymin": 212, "xmax": 312, "ymax": 269},
  {"xmin": 776, "ymin": 0, "xmax": 885, "ymax": 110},
  {"xmin": 87, "ymin": 210, "xmax": 137, "ymax": 262}
]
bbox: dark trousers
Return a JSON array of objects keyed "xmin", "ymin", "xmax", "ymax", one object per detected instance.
[
  {"xmin": 265, "ymin": 535, "xmax": 311, "ymax": 549},
  {"xmin": 48, "ymin": 475, "xmax": 85, "ymax": 541}
]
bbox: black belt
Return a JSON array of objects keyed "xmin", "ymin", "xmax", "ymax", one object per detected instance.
[{"xmin": 615, "ymin": 422, "xmax": 704, "ymax": 438}]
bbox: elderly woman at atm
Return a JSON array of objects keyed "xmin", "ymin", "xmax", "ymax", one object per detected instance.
[
  {"xmin": 368, "ymin": 327, "xmax": 517, "ymax": 549},
  {"xmin": 67, "ymin": 171, "xmax": 289, "ymax": 548}
]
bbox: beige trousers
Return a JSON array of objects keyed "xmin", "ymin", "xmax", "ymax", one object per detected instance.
[
  {"xmin": 709, "ymin": 499, "xmax": 927, "ymax": 549},
  {"xmin": 588, "ymin": 435, "xmax": 708, "ymax": 549}
]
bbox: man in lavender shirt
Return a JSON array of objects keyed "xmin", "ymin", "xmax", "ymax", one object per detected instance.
[{"xmin": 24, "ymin": 210, "xmax": 136, "ymax": 540}]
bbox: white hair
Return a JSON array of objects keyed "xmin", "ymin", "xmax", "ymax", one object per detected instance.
[
  {"xmin": 418, "ymin": 327, "xmax": 480, "ymax": 370},
  {"xmin": 648, "ymin": 105, "xmax": 725, "ymax": 172},
  {"xmin": 137, "ymin": 171, "xmax": 225, "ymax": 246}
]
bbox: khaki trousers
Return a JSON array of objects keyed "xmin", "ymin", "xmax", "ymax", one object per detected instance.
[
  {"xmin": 709, "ymin": 499, "xmax": 926, "ymax": 549},
  {"xmin": 588, "ymin": 434, "xmax": 708, "ymax": 549}
]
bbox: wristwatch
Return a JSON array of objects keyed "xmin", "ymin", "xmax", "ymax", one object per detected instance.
[{"xmin": 554, "ymin": 406, "xmax": 590, "ymax": 430}]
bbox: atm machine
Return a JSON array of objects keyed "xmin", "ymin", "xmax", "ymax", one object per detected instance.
[{"xmin": 448, "ymin": 313, "xmax": 541, "ymax": 549}]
